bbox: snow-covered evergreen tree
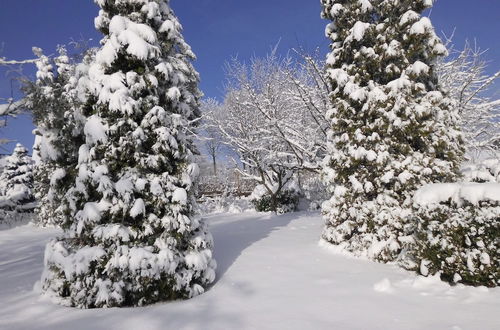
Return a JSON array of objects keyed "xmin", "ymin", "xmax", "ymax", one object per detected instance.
[
  {"xmin": 0, "ymin": 143, "xmax": 35, "ymax": 223},
  {"xmin": 25, "ymin": 46, "xmax": 92, "ymax": 227},
  {"xmin": 320, "ymin": 0, "xmax": 464, "ymax": 262},
  {"xmin": 28, "ymin": 47, "xmax": 72, "ymax": 226},
  {"xmin": 41, "ymin": 0, "xmax": 216, "ymax": 308}
]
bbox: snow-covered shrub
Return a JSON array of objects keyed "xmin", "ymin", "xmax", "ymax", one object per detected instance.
[
  {"xmin": 250, "ymin": 181, "xmax": 301, "ymax": 214},
  {"xmin": 41, "ymin": 0, "xmax": 216, "ymax": 308},
  {"xmin": 198, "ymin": 195, "xmax": 254, "ymax": 215},
  {"xmin": 462, "ymin": 157, "xmax": 500, "ymax": 183},
  {"xmin": 0, "ymin": 144, "xmax": 35, "ymax": 226},
  {"xmin": 407, "ymin": 183, "xmax": 500, "ymax": 287},
  {"xmin": 320, "ymin": 0, "xmax": 464, "ymax": 262}
]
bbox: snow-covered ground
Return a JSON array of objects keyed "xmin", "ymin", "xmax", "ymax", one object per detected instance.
[{"xmin": 0, "ymin": 212, "xmax": 498, "ymax": 330}]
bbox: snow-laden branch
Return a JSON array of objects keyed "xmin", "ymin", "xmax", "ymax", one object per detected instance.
[
  {"xmin": 0, "ymin": 58, "xmax": 37, "ymax": 66},
  {"xmin": 0, "ymin": 98, "xmax": 24, "ymax": 116},
  {"xmin": 0, "ymin": 57, "xmax": 37, "ymax": 119},
  {"xmin": 478, "ymin": 98, "xmax": 500, "ymax": 109}
]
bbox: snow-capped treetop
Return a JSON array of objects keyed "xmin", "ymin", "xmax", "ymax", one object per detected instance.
[
  {"xmin": 4, "ymin": 143, "xmax": 29, "ymax": 164},
  {"xmin": 77, "ymin": 0, "xmax": 203, "ymax": 230},
  {"xmin": 89, "ymin": 0, "xmax": 200, "ymax": 121},
  {"xmin": 54, "ymin": 46, "xmax": 71, "ymax": 77}
]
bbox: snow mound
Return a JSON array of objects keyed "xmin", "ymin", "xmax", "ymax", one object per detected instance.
[{"xmin": 373, "ymin": 278, "xmax": 394, "ymax": 294}]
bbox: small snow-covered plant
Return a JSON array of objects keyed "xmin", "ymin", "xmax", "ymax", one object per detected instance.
[
  {"xmin": 320, "ymin": 0, "xmax": 464, "ymax": 262},
  {"xmin": 0, "ymin": 144, "xmax": 35, "ymax": 225},
  {"xmin": 250, "ymin": 180, "xmax": 301, "ymax": 214},
  {"xmin": 407, "ymin": 183, "xmax": 500, "ymax": 287},
  {"xmin": 41, "ymin": 0, "xmax": 216, "ymax": 308}
]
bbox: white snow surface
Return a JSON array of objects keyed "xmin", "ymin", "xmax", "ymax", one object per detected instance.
[
  {"xmin": 0, "ymin": 212, "xmax": 498, "ymax": 330},
  {"xmin": 414, "ymin": 183, "xmax": 500, "ymax": 206}
]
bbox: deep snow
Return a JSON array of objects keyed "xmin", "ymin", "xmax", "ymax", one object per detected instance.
[{"xmin": 0, "ymin": 212, "xmax": 499, "ymax": 330}]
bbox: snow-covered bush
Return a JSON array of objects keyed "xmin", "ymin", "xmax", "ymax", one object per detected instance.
[
  {"xmin": 0, "ymin": 144, "xmax": 35, "ymax": 226},
  {"xmin": 41, "ymin": 0, "xmax": 216, "ymax": 308},
  {"xmin": 407, "ymin": 183, "xmax": 499, "ymax": 287},
  {"xmin": 250, "ymin": 181, "xmax": 301, "ymax": 214},
  {"xmin": 320, "ymin": 0, "xmax": 464, "ymax": 262},
  {"xmin": 198, "ymin": 195, "xmax": 254, "ymax": 215}
]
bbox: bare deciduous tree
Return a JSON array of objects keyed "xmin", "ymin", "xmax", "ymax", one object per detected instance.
[
  {"xmin": 205, "ymin": 50, "xmax": 330, "ymax": 212},
  {"xmin": 437, "ymin": 40, "xmax": 500, "ymax": 160},
  {"xmin": 200, "ymin": 98, "xmax": 224, "ymax": 176}
]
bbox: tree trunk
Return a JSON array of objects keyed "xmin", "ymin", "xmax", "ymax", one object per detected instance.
[
  {"xmin": 211, "ymin": 154, "xmax": 217, "ymax": 176},
  {"xmin": 270, "ymin": 193, "xmax": 278, "ymax": 213}
]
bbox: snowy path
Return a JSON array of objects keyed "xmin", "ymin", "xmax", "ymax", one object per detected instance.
[{"xmin": 0, "ymin": 212, "xmax": 499, "ymax": 330}]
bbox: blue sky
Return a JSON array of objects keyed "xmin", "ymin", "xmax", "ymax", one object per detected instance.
[{"xmin": 0, "ymin": 0, "xmax": 499, "ymax": 154}]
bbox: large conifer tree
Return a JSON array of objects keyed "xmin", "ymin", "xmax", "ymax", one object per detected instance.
[
  {"xmin": 320, "ymin": 0, "xmax": 464, "ymax": 262},
  {"xmin": 41, "ymin": 0, "xmax": 216, "ymax": 308}
]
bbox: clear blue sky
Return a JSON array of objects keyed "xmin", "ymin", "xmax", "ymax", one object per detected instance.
[{"xmin": 0, "ymin": 0, "xmax": 499, "ymax": 155}]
